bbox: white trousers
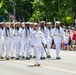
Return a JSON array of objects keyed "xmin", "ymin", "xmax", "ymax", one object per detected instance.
[
  {"xmin": 14, "ymin": 37, "xmax": 21, "ymax": 57},
  {"xmin": 54, "ymin": 37, "xmax": 61, "ymax": 57},
  {"xmin": 10, "ymin": 38, "xmax": 14, "ymax": 57},
  {"xmin": 5, "ymin": 38, "xmax": 11, "ymax": 57},
  {"xmin": 34, "ymin": 46, "xmax": 41, "ymax": 64},
  {"xmin": 0, "ymin": 40, "xmax": 5, "ymax": 56},
  {"xmin": 21, "ymin": 38, "xmax": 27, "ymax": 57},
  {"xmin": 46, "ymin": 40, "xmax": 52, "ymax": 55},
  {"xmin": 26, "ymin": 39, "xmax": 31, "ymax": 57}
]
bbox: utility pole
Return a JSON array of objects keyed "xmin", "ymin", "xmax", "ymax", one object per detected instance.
[{"xmin": 13, "ymin": 0, "xmax": 16, "ymax": 21}]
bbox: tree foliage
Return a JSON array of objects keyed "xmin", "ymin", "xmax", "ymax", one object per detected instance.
[{"xmin": 0, "ymin": 0, "xmax": 75, "ymax": 25}]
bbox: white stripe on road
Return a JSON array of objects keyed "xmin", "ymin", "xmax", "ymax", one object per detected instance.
[{"xmin": 12, "ymin": 60, "xmax": 76, "ymax": 75}]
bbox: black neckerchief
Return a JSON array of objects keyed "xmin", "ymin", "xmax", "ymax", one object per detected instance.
[
  {"xmin": 22, "ymin": 27, "xmax": 25, "ymax": 29},
  {"xmin": 7, "ymin": 27, "xmax": 9, "ymax": 31},
  {"xmin": 56, "ymin": 26, "xmax": 60, "ymax": 33},
  {"xmin": 16, "ymin": 27, "xmax": 19, "ymax": 31},
  {"xmin": 41, "ymin": 25, "xmax": 44, "ymax": 30},
  {"xmin": 48, "ymin": 27, "xmax": 51, "ymax": 30},
  {"xmin": 27, "ymin": 26, "xmax": 29, "ymax": 30}
]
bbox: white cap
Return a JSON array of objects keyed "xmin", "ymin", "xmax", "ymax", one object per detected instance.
[
  {"xmin": 29, "ymin": 22, "xmax": 33, "ymax": 25},
  {"xmin": 15, "ymin": 22, "xmax": 20, "ymax": 24},
  {"xmin": 22, "ymin": 22, "xmax": 25, "ymax": 24},
  {"xmin": 0, "ymin": 22, "xmax": 4, "ymax": 24},
  {"xmin": 26, "ymin": 22, "xmax": 30, "ymax": 24},
  {"xmin": 56, "ymin": 21, "xmax": 60, "ymax": 24},
  {"xmin": 46, "ymin": 22, "xmax": 52, "ymax": 24},
  {"xmin": 6, "ymin": 22, "xmax": 10, "ymax": 24},
  {"xmin": 34, "ymin": 23, "xmax": 39, "ymax": 26},
  {"xmin": 40, "ymin": 21, "xmax": 45, "ymax": 24}
]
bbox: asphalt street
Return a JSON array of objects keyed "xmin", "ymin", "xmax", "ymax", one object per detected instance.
[{"xmin": 0, "ymin": 50, "xmax": 76, "ymax": 75}]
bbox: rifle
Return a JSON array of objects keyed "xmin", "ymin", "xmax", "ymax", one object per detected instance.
[{"xmin": 42, "ymin": 43, "xmax": 49, "ymax": 59}]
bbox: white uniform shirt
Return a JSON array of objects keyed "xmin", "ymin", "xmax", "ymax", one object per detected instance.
[
  {"xmin": 52, "ymin": 27, "xmax": 64, "ymax": 39},
  {"xmin": 32, "ymin": 30, "xmax": 46, "ymax": 46},
  {"xmin": 45, "ymin": 27, "xmax": 53, "ymax": 41},
  {"xmin": 0, "ymin": 28, "xmax": 6, "ymax": 41},
  {"xmin": 40, "ymin": 26, "xmax": 47, "ymax": 37},
  {"xmin": 21, "ymin": 28, "xmax": 26, "ymax": 38}
]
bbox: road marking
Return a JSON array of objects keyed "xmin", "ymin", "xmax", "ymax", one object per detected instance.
[
  {"xmin": 43, "ymin": 66, "xmax": 76, "ymax": 74},
  {"xmin": 12, "ymin": 60, "xmax": 76, "ymax": 75}
]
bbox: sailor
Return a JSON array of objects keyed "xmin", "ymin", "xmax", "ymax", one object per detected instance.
[
  {"xmin": 5, "ymin": 22, "xmax": 12, "ymax": 60},
  {"xmin": 21, "ymin": 22, "xmax": 27, "ymax": 58},
  {"xmin": 46, "ymin": 22, "xmax": 53, "ymax": 58},
  {"xmin": 29, "ymin": 22, "xmax": 35, "ymax": 58},
  {"xmin": 40, "ymin": 21, "xmax": 46, "ymax": 59},
  {"xmin": 0, "ymin": 22, "xmax": 6, "ymax": 59},
  {"xmin": 25, "ymin": 22, "xmax": 31, "ymax": 60},
  {"xmin": 32, "ymin": 23, "xmax": 46, "ymax": 66},
  {"xmin": 13, "ymin": 22, "xmax": 22, "ymax": 60},
  {"xmin": 52, "ymin": 21, "xmax": 64, "ymax": 59},
  {"xmin": 10, "ymin": 22, "xmax": 15, "ymax": 59}
]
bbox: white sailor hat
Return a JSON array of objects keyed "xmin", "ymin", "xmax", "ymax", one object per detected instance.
[
  {"xmin": 56, "ymin": 21, "xmax": 60, "ymax": 24},
  {"xmin": 46, "ymin": 22, "xmax": 52, "ymax": 24},
  {"xmin": 22, "ymin": 22, "xmax": 25, "ymax": 24},
  {"xmin": 25, "ymin": 22, "xmax": 30, "ymax": 24},
  {"xmin": 6, "ymin": 22, "xmax": 10, "ymax": 24},
  {"xmin": 0, "ymin": 22, "xmax": 4, "ymax": 24},
  {"xmin": 15, "ymin": 22, "xmax": 20, "ymax": 24},
  {"xmin": 34, "ymin": 23, "xmax": 39, "ymax": 27},
  {"xmin": 40, "ymin": 21, "xmax": 45, "ymax": 24},
  {"xmin": 29, "ymin": 22, "xmax": 34, "ymax": 25}
]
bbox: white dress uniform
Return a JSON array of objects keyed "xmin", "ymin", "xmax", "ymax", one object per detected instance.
[
  {"xmin": 0, "ymin": 28, "xmax": 6, "ymax": 57},
  {"xmin": 21, "ymin": 27, "xmax": 27, "ymax": 57},
  {"xmin": 52, "ymin": 27, "xmax": 64, "ymax": 59},
  {"xmin": 26, "ymin": 27, "xmax": 31, "ymax": 58},
  {"xmin": 5, "ymin": 27, "xmax": 12, "ymax": 58},
  {"xmin": 32, "ymin": 29, "xmax": 46, "ymax": 64},
  {"xmin": 40, "ymin": 26, "xmax": 47, "ymax": 58},
  {"xmin": 13, "ymin": 27, "xmax": 22, "ymax": 59},
  {"xmin": 29, "ymin": 27, "xmax": 34, "ymax": 56},
  {"xmin": 10, "ymin": 27, "xmax": 15, "ymax": 58},
  {"xmin": 45, "ymin": 27, "xmax": 53, "ymax": 56}
]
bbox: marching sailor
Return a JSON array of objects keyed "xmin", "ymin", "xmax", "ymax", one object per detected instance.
[
  {"xmin": 46, "ymin": 22, "xmax": 53, "ymax": 58},
  {"xmin": 24, "ymin": 22, "xmax": 31, "ymax": 59},
  {"xmin": 5, "ymin": 22, "xmax": 12, "ymax": 60},
  {"xmin": 21, "ymin": 22, "xmax": 27, "ymax": 58},
  {"xmin": 0, "ymin": 22, "xmax": 6, "ymax": 59},
  {"xmin": 13, "ymin": 22, "xmax": 22, "ymax": 60},
  {"xmin": 40, "ymin": 21, "xmax": 46, "ymax": 59},
  {"xmin": 52, "ymin": 21, "xmax": 64, "ymax": 59},
  {"xmin": 10, "ymin": 22, "xmax": 15, "ymax": 59}
]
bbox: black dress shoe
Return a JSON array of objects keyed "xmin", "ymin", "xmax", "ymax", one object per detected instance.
[
  {"xmin": 22, "ymin": 56, "xmax": 25, "ymax": 58},
  {"xmin": 19, "ymin": 55, "xmax": 21, "ymax": 57},
  {"xmin": 40, "ymin": 57, "xmax": 45, "ymax": 60},
  {"xmin": 33, "ymin": 56, "xmax": 36, "ymax": 58},
  {"xmin": 15, "ymin": 58, "xmax": 19, "ymax": 60},
  {"xmin": 6, "ymin": 58, "xmax": 9, "ymax": 60},
  {"xmin": 26, "ymin": 57, "xmax": 30, "ymax": 60},
  {"xmin": 47, "ymin": 55, "xmax": 51, "ymax": 58},
  {"xmin": 1, "ymin": 57, "xmax": 4, "ymax": 59},
  {"xmin": 30, "ymin": 55, "xmax": 32, "ymax": 58},
  {"xmin": 11, "ymin": 57, "xmax": 14, "ymax": 59},
  {"xmin": 56, "ymin": 57, "xmax": 61, "ymax": 59}
]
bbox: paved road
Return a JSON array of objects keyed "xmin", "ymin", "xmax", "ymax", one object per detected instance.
[{"xmin": 0, "ymin": 50, "xmax": 76, "ymax": 75}]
